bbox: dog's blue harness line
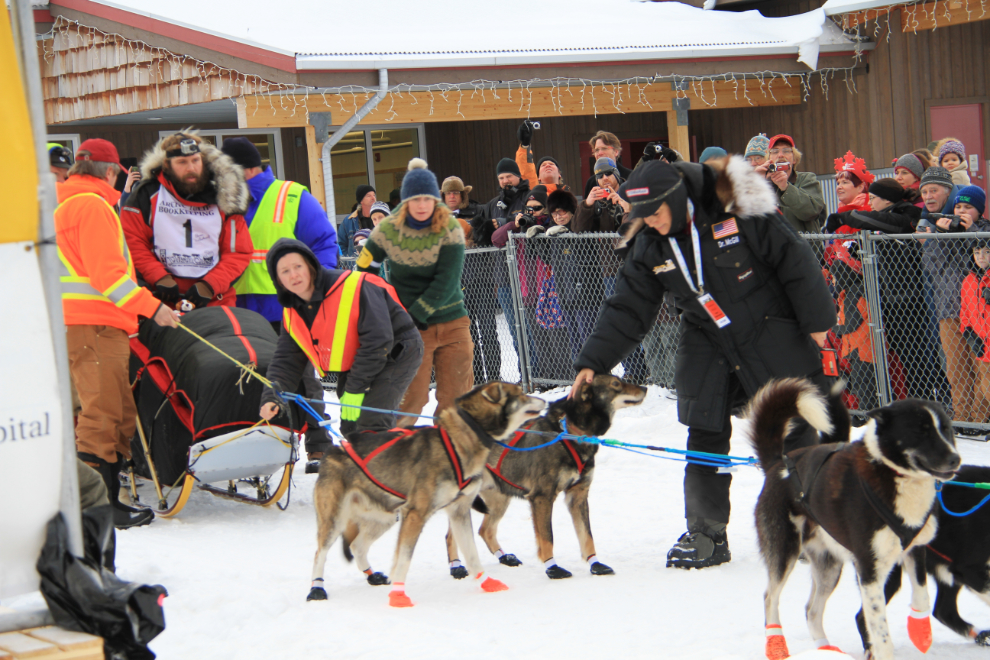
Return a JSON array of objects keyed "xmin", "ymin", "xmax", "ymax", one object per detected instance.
[
  {"xmin": 935, "ymin": 481, "xmax": 990, "ymax": 517},
  {"xmin": 274, "ymin": 393, "xmax": 758, "ymax": 467}
]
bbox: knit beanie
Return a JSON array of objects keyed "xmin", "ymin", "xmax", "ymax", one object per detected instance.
[
  {"xmin": 894, "ymin": 153, "xmax": 924, "ymax": 181},
  {"xmin": 536, "ymin": 156, "xmax": 560, "ymax": 172},
  {"xmin": 496, "ymin": 158, "xmax": 521, "ymax": 178},
  {"xmin": 954, "ymin": 185, "xmax": 986, "ymax": 216},
  {"xmin": 744, "ymin": 134, "xmax": 770, "ymax": 159},
  {"xmin": 920, "ymin": 166, "xmax": 954, "ymax": 191},
  {"xmin": 400, "ymin": 158, "xmax": 441, "ymax": 202},
  {"xmin": 369, "ymin": 201, "xmax": 391, "ymax": 217},
  {"xmin": 524, "ymin": 186, "xmax": 549, "ymax": 209},
  {"xmin": 868, "ymin": 178, "xmax": 905, "ymax": 204},
  {"xmin": 699, "ymin": 146, "xmax": 727, "ymax": 163},
  {"xmin": 355, "ymin": 184, "xmax": 376, "ymax": 204},
  {"xmin": 221, "ymin": 137, "xmax": 262, "ymax": 169},
  {"xmin": 353, "ymin": 228, "xmax": 372, "ymax": 246},
  {"xmin": 594, "ymin": 157, "xmax": 619, "ymax": 178},
  {"xmin": 939, "ymin": 140, "xmax": 966, "ymax": 164}
]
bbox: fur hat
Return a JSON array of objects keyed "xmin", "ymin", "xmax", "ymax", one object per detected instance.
[
  {"xmin": 400, "ymin": 158, "xmax": 440, "ymax": 202},
  {"xmin": 496, "ymin": 158, "xmax": 521, "ymax": 178},
  {"xmin": 939, "ymin": 139, "xmax": 966, "ymax": 164},
  {"xmin": 745, "ymin": 134, "xmax": 770, "ymax": 159},
  {"xmin": 547, "ymin": 189, "xmax": 577, "ymax": 216},
  {"xmin": 894, "ymin": 153, "xmax": 925, "ymax": 181},
  {"xmin": 834, "ymin": 151, "xmax": 875, "ymax": 186},
  {"xmin": 868, "ymin": 178, "xmax": 905, "ymax": 204},
  {"xmin": 440, "ymin": 176, "xmax": 472, "ymax": 196},
  {"xmin": 955, "ymin": 185, "xmax": 986, "ymax": 216},
  {"xmin": 369, "ymin": 201, "xmax": 391, "ymax": 217},
  {"xmin": 920, "ymin": 166, "xmax": 954, "ymax": 191}
]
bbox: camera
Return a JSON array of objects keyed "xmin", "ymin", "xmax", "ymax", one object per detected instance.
[
  {"xmin": 766, "ymin": 163, "xmax": 777, "ymax": 173},
  {"xmin": 930, "ymin": 213, "xmax": 965, "ymax": 233},
  {"xmin": 517, "ymin": 213, "xmax": 536, "ymax": 229}
]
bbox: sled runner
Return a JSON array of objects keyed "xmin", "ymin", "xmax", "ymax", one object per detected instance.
[{"xmin": 128, "ymin": 306, "xmax": 303, "ymax": 517}]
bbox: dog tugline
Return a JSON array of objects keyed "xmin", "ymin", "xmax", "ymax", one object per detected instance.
[{"xmin": 570, "ymin": 158, "xmax": 836, "ymax": 569}]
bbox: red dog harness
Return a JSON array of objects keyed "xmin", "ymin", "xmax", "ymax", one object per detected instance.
[
  {"xmin": 486, "ymin": 419, "xmax": 590, "ymax": 493},
  {"xmin": 342, "ymin": 426, "xmax": 474, "ymax": 500}
]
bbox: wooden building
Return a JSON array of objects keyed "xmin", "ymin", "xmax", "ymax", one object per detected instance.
[{"xmin": 36, "ymin": 0, "xmax": 989, "ymax": 218}]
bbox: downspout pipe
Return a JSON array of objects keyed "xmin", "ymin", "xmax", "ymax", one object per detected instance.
[{"xmin": 322, "ymin": 68, "xmax": 388, "ymax": 221}]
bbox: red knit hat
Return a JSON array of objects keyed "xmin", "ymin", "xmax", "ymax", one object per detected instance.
[{"xmin": 833, "ymin": 151, "xmax": 875, "ymax": 186}]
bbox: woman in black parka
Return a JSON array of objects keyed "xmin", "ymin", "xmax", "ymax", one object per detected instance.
[{"xmin": 570, "ymin": 158, "xmax": 836, "ymax": 569}]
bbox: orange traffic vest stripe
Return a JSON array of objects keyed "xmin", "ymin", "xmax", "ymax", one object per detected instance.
[{"xmin": 283, "ymin": 271, "xmax": 403, "ymax": 376}]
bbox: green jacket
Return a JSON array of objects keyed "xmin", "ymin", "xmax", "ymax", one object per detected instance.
[
  {"xmin": 356, "ymin": 209, "xmax": 468, "ymax": 325},
  {"xmin": 775, "ymin": 170, "xmax": 825, "ymax": 234}
]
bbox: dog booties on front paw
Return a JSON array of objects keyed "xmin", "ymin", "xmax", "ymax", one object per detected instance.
[
  {"xmin": 366, "ymin": 571, "xmax": 389, "ymax": 586},
  {"xmin": 976, "ymin": 630, "xmax": 990, "ymax": 646},
  {"xmin": 449, "ymin": 565, "xmax": 469, "ymax": 579},
  {"xmin": 498, "ymin": 553, "xmax": 523, "ymax": 567},
  {"xmin": 589, "ymin": 561, "xmax": 614, "ymax": 575},
  {"xmin": 545, "ymin": 564, "xmax": 572, "ymax": 579}
]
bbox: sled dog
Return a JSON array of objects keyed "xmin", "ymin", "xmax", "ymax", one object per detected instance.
[
  {"xmin": 446, "ymin": 374, "xmax": 646, "ymax": 579},
  {"xmin": 306, "ymin": 381, "xmax": 545, "ymax": 607},
  {"xmin": 855, "ymin": 463, "xmax": 990, "ymax": 650},
  {"xmin": 748, "ymin": 378, "xmax": 960, "ymax": 660}
]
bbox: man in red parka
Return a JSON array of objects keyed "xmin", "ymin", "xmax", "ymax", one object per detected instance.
[{"xmin": 121, "ymin": 131, "xmax": 252, "ymax": 308}]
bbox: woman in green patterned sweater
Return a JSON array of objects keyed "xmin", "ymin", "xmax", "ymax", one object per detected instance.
[{"xmin": 356, "ymin": 158, "xmax": 474, "ymax": 424}]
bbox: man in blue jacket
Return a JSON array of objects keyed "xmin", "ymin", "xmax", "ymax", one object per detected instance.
[{"xmin": 222, "ymin": 137, "xmax": 338, "ymax": 468}]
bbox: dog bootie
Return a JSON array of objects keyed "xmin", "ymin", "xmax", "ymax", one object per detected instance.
[
  {"xmin": 765, "ymin": 624, "xmax": 789, "ymax": 660},
  {"xmin": 449, "ymin": 560, "xmax": 468, "ymax": 579},
  {"xmin": 307, "ymin": 579, "xmax": 328, "ymax": 601},
  {"xmin": 907, "ymin": 608, "xmax": 932, "ymax": 653},
  {"xmin": 666, "ymin": 525, "xmax": 730, "ymax": 569},
  {"xmin": 389, "ymin": 583, "xmax": 414, "ymax": 607},
  {"xmin": 476, "ymin": 572, "xmax": 508, "ymax": 593},
  {"xmin": 364, "ymin": 569, "xmax": 389, "ymax": 586}
]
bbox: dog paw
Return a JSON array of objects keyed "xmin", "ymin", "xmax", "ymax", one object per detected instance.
[
  {"xmin": 389, "ymin": 591, "xmax": 414, "ymax": 608},
  {"xmin": 450, "ymin": 565, "xmax": 469, "ymax": 579},
  {"xmin": 907, "ymin": 612, "xmax": 932, "ymax": 653},
  {"xmin": 975, "ymin": 630, "xmax": 990, "ymax": 646},
  {"xmin": 765, "ymin": 625, "xmax": 788, "ymax": 660},
  {"xmin": 545, "ymin": 565, "xmax": 573, "ymax": 579},
  {"xmin": 589, "ymin": 561, "xmax": 614, "ymax": 575},
  {"xmin": 306, "ymin": 586, "xmax": 328, "ymax": 601},
  {"xmin": 366, "ymin": 572, "xmax": 389, "ymax": 586},
  {"xmin": 498, "ymin": 553, "xmax": 522, "ymax": 567},
  {"xmin": 480, "ymin": 576, "xmax": 509, "ymax": 593}
]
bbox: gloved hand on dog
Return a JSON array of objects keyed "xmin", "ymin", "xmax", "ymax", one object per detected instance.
[{"xmin": 339, "ymin": 391, "xmax": 365, "ymax": 422}]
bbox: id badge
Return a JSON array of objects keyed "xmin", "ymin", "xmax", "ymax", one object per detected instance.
[
  {"xmin": 821, "ymin": 348, "xmax": 839, "ymax": 377},
  {"xmin": 698, "ymin": 293, "xmax": 730, "ymax": 328}
]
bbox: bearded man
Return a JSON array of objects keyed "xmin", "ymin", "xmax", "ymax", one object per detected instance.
[{"xmin": 121, "ymin": 131, "xmax": 252, "ymax": 308}]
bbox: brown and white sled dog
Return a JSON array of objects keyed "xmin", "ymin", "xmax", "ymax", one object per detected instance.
[
  {"xmin": 748, "ymin": 378, "xmax": 960, "ymax": 660},
  {"xmin": 306, "ymin": 382, "xmax": 545, "ymax": 607},
  {"xmin": 446, "ymin": 375, "xmax": 646, "ymax": 580}
]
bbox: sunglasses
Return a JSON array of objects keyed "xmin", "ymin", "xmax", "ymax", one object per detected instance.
[
  {"xmin": 596, "ymin": 172, "xmax": 616, "ymax": 180},
  {"xmin": 526, "ymin": 205, "xmax": 544, "ymax": 212}
]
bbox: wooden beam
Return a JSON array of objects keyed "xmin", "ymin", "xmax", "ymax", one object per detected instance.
[
  {"xmin": 666, "ymin": 110, "xmax": 690, "ymax": 162},
  {"xmin": 236, "ymin": 78, "xmax": 802, "ymax": 129},
  {"xmin": 304, "ymin": 125, "xmax": 326, "ymax": 210}
]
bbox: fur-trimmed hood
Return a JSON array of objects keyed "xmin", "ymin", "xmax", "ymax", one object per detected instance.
[
  {"xmin": 619, "ymin": 154, "xmax": 777, "ymax": 248},
  {"xmin": 139, "ymin": 130, "xmax": 249, "ymax": 215}
]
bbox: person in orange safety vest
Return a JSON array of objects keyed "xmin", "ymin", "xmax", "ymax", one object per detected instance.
[
  {"xmin": 258, "ymin": 239, "xmax": 424, "ymax": 464},
  {"xmin": 55, "ymin": 138, "xmax": 181, "ymax": 529}
]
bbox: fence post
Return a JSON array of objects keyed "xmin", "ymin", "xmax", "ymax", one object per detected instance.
[
  {"xmin": 859, "ymin": 231, "xmax": 893, "ymax": 406},
  {"xmin": 505, "ymin": 236, "xmax": 533, "ymax": 392}
]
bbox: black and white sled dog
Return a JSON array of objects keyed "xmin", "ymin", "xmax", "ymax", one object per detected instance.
[
  {"xmin": 855, "ymin": 463, "xmax": 990, "ymax": 650},
  {"xmin": 748, "ymin": 378, "xmax": 960, "ymax": 660}
]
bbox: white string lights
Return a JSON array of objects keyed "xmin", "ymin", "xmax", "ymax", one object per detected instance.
[{"xmin": 838, "ymin": 0, "xmax": 988, "ymax": 35}]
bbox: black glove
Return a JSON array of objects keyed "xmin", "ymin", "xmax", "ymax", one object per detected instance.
[
  {"xmin": 154, "ymin": 276, "xmax": 180, "ymax": 304},
  {"xmin": 184, "ymin": 281, "xmax": 213, "ymax": 308},
  {"xmin": 824, "ymin": 213, "xmax": 843, "ymax": 234},
  {"xmin": 517, "ymin": 121, "xmax": 534, "ymax": 147},
  {"xmin": 413, "ymin": 317, "xmax": 429, "ymax": 331},
  {"xmin": 963, "ymin": 327, "xmax": 986, "ymax": 358},
  {"xmin": 659, "ymin": 146, "xmax": 680, "ymax": 163},
  {"xmin": 641, "ymin": 142, "xmax": 661, "ymax": 162}
]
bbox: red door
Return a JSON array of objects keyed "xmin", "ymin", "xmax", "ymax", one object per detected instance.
[{"xmin": 931, "ymin": 104, "xmax": 986, "ymax": 195}]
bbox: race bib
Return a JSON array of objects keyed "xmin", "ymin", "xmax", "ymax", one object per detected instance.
[{"xmin": 152, "ymin": 185, "xmax": 223, "ymax": 279}]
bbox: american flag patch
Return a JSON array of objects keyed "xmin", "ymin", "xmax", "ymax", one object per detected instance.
[{"xmin": 712, "ymin": 218, "xmax": 738, "ymax": 239}]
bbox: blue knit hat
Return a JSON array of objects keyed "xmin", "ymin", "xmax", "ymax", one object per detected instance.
[
  {"xmin": 744, "ymin": 134, "xmax": 770, "ymax": 159},
  {"xmin": 400, "ymin": 158, "xmax": 441, "ymax": 202},
  {"xmin": 954, "ymin": 185, "xmax": 986, "ymax": 216},
  {"xmin": 699, "ymin": 146, "xmax": 727, "ymax": 163}
]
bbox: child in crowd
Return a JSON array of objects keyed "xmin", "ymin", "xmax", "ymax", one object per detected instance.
[
  {"xmin": 960, "ymin": 239, "xmax": 990, "ymax": 425},
  {"xmin": 938, "ymin": 138, "xmax": 972, "ymax": 187}
]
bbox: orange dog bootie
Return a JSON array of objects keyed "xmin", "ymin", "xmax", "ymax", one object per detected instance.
[
  {"xmin": 907, "ymin": 607, "xmax": 932, "ymax": 653},
  {"xmin": 476, "ymin": 572, "xmax": 508, "ymax": 593},
  {"xmin": 765, "ymin": 624, "xmax": 790, "ymax": 660},
  {"xmin": 388, "ymin": 583, "xmax": 414, "ymax": 608}
]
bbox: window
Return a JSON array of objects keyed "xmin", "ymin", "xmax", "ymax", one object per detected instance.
[
  {"xmin": 327, "ymin": 124, "xmax": 426, "ymax": 216},
  {"xmin": 158, "ymin": 129, "xmax": 283, "ymax": 179},
  {"xmin": 46, "ymin": 133, "xmax": 81, "ymax": 154}
]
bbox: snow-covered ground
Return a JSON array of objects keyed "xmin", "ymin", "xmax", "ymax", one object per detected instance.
[{"xmin": 70, "ymin": 390, "xmax": 990, "ymax": 657}]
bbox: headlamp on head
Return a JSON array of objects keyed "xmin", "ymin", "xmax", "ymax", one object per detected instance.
[{"xmin": 166, "ymin": 136, "xmax": 201, "ymax": 159}]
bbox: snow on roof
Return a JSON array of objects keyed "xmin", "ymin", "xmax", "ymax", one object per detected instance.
[
  {"xmin": 821, "ymin": 0, "xmax": 902, "ymax": 14},
  {"xmin": 74, "ymin": 1, "xmax": 853, "ymax": 70}
]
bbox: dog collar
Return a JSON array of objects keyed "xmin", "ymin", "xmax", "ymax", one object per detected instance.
[{"xmin": 456, "ymin": 408, "xmax": 497, "ymax": 449}]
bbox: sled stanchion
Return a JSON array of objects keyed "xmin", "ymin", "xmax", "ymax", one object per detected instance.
[
  {"xmin": 133, "ymin": 407, "xmax": 166, "ymax": 509},
  {"xmin": 157, "ymin": 473, "xmax": 195, "ymax": 518}
]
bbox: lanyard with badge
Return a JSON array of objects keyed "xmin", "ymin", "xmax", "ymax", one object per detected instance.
[{"xmin": 669, "ymin": 200, "xmax": 731, "ymax": 328}]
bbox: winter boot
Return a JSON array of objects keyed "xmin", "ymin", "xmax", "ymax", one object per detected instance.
[
  {"xmin": 305, "ymin": 451, "xmax": 325, "ymax": 475},
  {"xmin": 79, "ymin": 453, "xmax": 154, "ymax": 529},
  {"xmin": 666, "ymin": 519, "xmax": 730, "ymax": 569}
]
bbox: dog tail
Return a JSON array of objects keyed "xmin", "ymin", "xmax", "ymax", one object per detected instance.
[
  {"xmin": 819, "ymin": 379, "xmax": 851, "ymax": 445},
  {"xmin": 471, "ymin": 496, "xmax": 489, "ymax": 515},
  {"xmin": 745, "ymin": 378, "xmax": 834, "ymax": 470},
  {"xmin": 342, "ymin": 539, "xmax": 353, "ymax": 562}
]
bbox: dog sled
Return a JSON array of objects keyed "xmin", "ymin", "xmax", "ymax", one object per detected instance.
[{"xmin": 128, "ymin": 306, "xmax": 303, "ymax": 517}]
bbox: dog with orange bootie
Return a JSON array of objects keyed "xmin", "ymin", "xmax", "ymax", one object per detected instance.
[
  {"xmin": 907, "ymin": 607, "xmax": 933, "ymax": 653},
  {"xmin": 766, "ymin": 625, "xmax": 852, "ymax": 660}
]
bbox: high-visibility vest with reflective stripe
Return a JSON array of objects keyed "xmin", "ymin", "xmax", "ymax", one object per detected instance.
[
  {"xmin": 55, "ymin": 192, "xmax": 144, "ymax": 308},
  {"xmin": 283, "ymin": 271, "xmax": 403, "ymax": 376},
  {"xmin": 235, "ymin": 179, "xmax": 305, "ymax": 295}
]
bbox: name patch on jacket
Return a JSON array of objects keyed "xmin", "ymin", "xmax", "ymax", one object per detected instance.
[
  {"xmin": 653, "ymin": 260, "xmax": 676, "ymax": 274},
  {"xmin": 717, "ymin": 235, "xmax": 741, "ymax": 249},
  {"xmin": 712, "ymin": 218, "xmax": 739, "ymax": 239}
]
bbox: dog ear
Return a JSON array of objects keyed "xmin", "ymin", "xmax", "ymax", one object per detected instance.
[
  {"xmin": 481, "ymin": 382, "xmax": 505, "ymax": 404},
  {"xmin": 866, "ymin": 407, "xmax": 888, "ymax": 430},
  {"xmin": 580, "ymin": 380, "xmax": 593, "ymax": 401}
]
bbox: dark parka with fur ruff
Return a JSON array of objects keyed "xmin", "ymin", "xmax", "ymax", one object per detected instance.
[
  {"xmin": 574, "ymin": 156, "xmax": 836, "ymax": 432},
  {"xmin": 120, "ymin": 137, "xmax": 252, "ymax": 305}
]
